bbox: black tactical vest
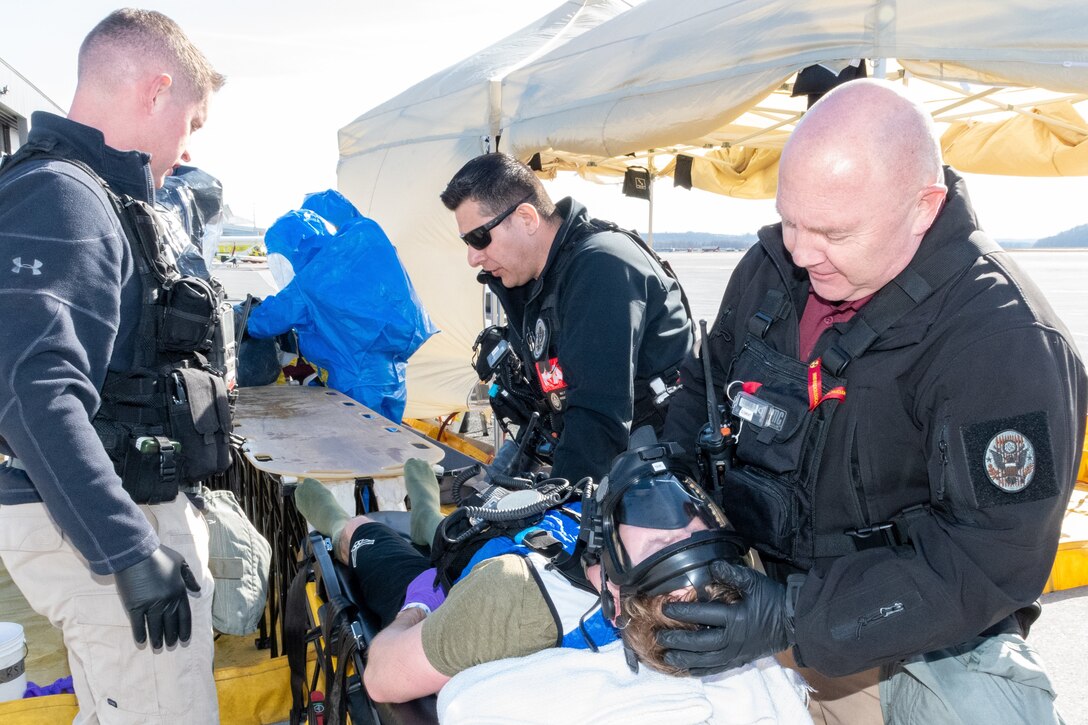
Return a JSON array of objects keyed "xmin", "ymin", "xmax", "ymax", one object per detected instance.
[{"xmin": 0, "ymin": 145, "xmax": 232, "ymax": 503}]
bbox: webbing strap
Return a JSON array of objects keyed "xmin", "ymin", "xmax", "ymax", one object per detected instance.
[
  {"xmin": 813, "ymin": 532, "xmax": 861, "ymax": 558},
  {"xmin": 284, "ymin": 562, "xmax": 313, "ymax": 725},
  {"xmin": 747, "ymin": 289, "xmax": 790, "ymax": 339},
  {"xmin": 323, "ymin": 598, "xmax": 373, "ymax": 725},
  {"xmin": 815, "ymin": 503, "xmax": 932, "ymax": 558},
  {"xmin": 822, "ymin": 232, "xmax": 1000, "ymax": 376}
]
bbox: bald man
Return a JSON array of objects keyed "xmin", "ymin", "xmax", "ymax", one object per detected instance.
[
  {"xmin": 0, "ymin": 10, "xmax": 224, "ymax": 723},
  {"xmin": 662, "ymin": 79, "xmax": 1085, "ymax": 723}
]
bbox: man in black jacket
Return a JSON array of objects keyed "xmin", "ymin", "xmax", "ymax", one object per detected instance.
[
  {"xmin": 661, "ymin": 79, "xmax": 1086, "ymax": 723},
  {"xmin": 0, "ymin": 10, "xmax": 224, "ymax": 722},
  {"xmin": 441, "ymin": 153, "xmax": 692, "ymax": 484}
]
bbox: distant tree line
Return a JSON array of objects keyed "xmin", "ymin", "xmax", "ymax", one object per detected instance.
[
  {"xmin": 1033, "ymin": 224, "xmax": 1088, "ymax": 248},
  {"xmin": 649, "ymin": 225, "xmax": 1088, "ymax": 250},
  {"xmin": 649, "ymin": 231, "xmax": 757, "ymax": 251}
]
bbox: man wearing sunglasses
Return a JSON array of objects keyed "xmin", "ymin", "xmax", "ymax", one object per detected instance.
[{"xmin": 440, "ymin": 153, "xmax": 693, "ymax": 485}]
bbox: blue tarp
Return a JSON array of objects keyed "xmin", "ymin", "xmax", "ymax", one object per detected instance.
[{"xmin": 247, "ymin": 191, "xmax": 438, "ymax": 422}]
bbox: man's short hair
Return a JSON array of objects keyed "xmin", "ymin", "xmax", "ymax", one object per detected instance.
[
  {"xmin": 79, "ymin": 8, "xmax": 226, "ymax": 98},
  {"xmin": 621, "ymin": 581, "xmax": 741, "ymax": 676},
  {"xmin": 440, "ymin": 152, "xmax": 557, "ymax": 220}
]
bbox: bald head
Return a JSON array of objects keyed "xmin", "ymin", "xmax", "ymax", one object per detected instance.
[
  {"xmin": 775, "ymin": 80, "xmax": 948, "ymax": 301},
  {"xmin": 783, "ymin": 79, "xmax": 943, "ymax": 193}
]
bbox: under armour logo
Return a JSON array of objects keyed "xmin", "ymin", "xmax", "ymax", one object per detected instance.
[{"xmin": 11, "ymin": 257, "xmax": 43, "ymax": 275}]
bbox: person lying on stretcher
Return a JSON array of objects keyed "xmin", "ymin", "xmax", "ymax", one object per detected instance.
[{"xmin": 293, "ymin": 431, "xmax": 811, "ymax": 716}]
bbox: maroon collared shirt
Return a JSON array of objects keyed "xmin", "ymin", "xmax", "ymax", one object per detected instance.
[{"xmin": 798, "ymin": 290, "xmax": 875, "ymax": 361}]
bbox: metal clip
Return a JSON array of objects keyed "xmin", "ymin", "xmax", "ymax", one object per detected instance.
[{"xmin": 844, "ymin": 521, "xmax": 903, "ymax": 550}]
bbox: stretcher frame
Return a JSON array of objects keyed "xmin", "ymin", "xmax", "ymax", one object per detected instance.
[{"xmin": 289, "ymin": 530, "xmax": 439, "ymax": 725}]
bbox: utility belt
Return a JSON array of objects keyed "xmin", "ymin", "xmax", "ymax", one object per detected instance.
[
  {"xmin": 978, "ymin": 601, "xmax": 1040, "ymax": 640},
  {"xmin": 979, "ymin": 612, "xmax": 1026, "ymax": 639}
]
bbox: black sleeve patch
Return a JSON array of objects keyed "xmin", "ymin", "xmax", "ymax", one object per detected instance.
[{"xmin": 960, "ymin": 411, "xmax": 1058, "ymax": 508}]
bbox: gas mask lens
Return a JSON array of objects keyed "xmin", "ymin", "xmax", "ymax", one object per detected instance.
[{"xmin": 609, "ymin": 474, "xmax": 724, "ymax": 571}]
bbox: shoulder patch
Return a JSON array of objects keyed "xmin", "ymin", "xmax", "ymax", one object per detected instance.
[
  {"xmin": 984, "ymin": 430, "xmax": 1035, "ymax": 492},
  {"xmin": 960, "ymin": 411, "xmax": 1057, "ymax": 508},
  {"xmin": 529, "ymin": 317, "xmax": 548, "ymax": 360}
]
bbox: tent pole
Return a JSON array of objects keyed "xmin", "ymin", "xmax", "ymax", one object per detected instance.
[{"xmin": 647, "ymin": 152, "xmax": 655, "ymax": 248}]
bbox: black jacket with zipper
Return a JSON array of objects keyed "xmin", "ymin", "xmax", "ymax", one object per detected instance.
[{"xmin": 664, "ymin": 167, "xmax": 1087, "ymax": 675}]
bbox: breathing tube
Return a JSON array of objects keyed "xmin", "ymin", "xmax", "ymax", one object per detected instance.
[
  {"xmin": 449, "ymin": 463, "xmax": 482, "ymax": 506},
  {"xmin": 441, "ymin": 476, "xmax": 580, "ymax": 546},
  {"xmin": 455, "ymin": 477, "xmax": 576, "ymax": 524}
]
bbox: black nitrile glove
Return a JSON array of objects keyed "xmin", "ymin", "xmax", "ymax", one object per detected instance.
[
  {"xmin": 656, "ymin": 560, "xmax": 799, "ymax": 676},
  {"xmin": 114, "ymin": 545, "xmax": 201, "ymax": 648}
]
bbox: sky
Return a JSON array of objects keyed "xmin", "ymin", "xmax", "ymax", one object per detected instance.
[{"xmin": 3, "ymin": 1, "xmax": 1086, "ymax": 240}]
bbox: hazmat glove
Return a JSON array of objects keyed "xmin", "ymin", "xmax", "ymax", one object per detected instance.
[
  {"xmin": 656, "ymin": 560, "xmax": 800, "ymax": 676},
  {"xmin": 114, "ymin": 545, "xmax": 201, "ymax": 648},
  {"xmin": 401, "ymin": 567, "xmax": 446, "ymax": 615}
]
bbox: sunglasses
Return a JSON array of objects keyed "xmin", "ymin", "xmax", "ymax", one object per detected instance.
[{"xmin": 460, "ymin": 194, "xmax": 534, "ymax": 250}]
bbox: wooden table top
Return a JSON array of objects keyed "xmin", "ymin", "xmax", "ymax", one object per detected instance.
[{"xmin": 231, "ymin": 386, "xmax": 442, "ymax": 480}]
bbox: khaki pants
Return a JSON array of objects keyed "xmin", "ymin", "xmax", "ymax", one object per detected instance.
[
  {"xmin": 0, "ymin": 498, "xmax": 218, "ymax": 724},
  {"xmin": 777, "ymin": 650, "xmax": 883, "ymax": 725}
]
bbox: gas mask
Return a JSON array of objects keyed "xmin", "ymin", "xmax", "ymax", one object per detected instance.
[{"xmin": 581, "ymin": 429, "xmax": 748, "ymax": 622}]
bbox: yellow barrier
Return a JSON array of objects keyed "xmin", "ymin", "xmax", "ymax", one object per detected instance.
[
  {"xmin": 0, "ymin": 694, "xmax": 78, "ymax": 724},
  {"xmin": 404, "ymin": 416, "xmax": 494, "ymax": 464},
  {"xmin": 1079, "ymin": 422, "xmax": 1088, "ymax": 485},
  {"xmin": 214, "ymin": 657, "xmax": 293, "ymax": 725},
  {"xmin": 1045, "ymin": 485, "xmax": 1088, "ymax": 593},
  {"xmin": 1, "ymin": 657, "xmax": 293, "ymax": 725}
]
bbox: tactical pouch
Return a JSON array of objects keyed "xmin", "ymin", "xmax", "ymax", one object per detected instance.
[
  {"xmin": 120, "ymin": 434, "xmax": 181, "ymax": 504},
  {"xmin": 159, "ymin": 276, "xmax": 221, "ymax": 352},
  {"xmin": 730, "ymin": 337, "xmax": 842, "ymax": 473},
  {"xmin": 94, "ymin": 362, "xmax": 232, "ymax": 501},
  {"xmin": 167, "ymin": 365, "xmax": 232, "ymax": 482},
  {"xmin": 720, "ymin": 337, "xmax": 843, "ymax": 564},
  {"xmin": 117, "ymin": 195, "xmax": 223, "ymax": 355},
  {"xmin": 92, "ymin": 369, "xmax": 179, "ymax": 504},
  {"xmin": 722, "ymin": 466, "xmax": 801, "ymax": 560}
]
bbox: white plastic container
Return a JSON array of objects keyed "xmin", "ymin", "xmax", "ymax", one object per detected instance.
[{"xmin": 0, "ymin": 622, "xmax": 27, "ymax": 702}]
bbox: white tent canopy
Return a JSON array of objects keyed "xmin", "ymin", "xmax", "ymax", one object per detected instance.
[
  {"xmin": 502, "ymin": 0, "xmax": 1088, "ymax": 160},
  {"xmin": 337, "ymin": 1, "xmax": 636, "ymax": 418},
  {"xmin": 338, "ymin": 0, "xmax": 1088, "ymax": 419}
]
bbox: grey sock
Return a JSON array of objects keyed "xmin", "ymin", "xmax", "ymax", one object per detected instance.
[
  {"xmin": 294, "ymin": 477, "xmax": 350, "ymax": 544},
  {"xmin": 405, "ymin": 458, "xmax": 443, "ymax": 546}
]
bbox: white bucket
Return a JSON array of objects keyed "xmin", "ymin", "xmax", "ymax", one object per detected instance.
[{"xmin": 0, "ymin": 622, "xmax": 27, "ymax": 702}]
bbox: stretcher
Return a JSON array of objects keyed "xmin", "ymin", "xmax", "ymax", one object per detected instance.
[{"xmin": 286, "ymin": 528, "xmax": 439, "ymax": 725}]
